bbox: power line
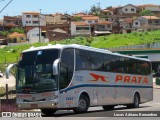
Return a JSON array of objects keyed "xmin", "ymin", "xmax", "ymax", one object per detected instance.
[{"xmin": 0, "ymin": 0, "xmax": 13, "ymax": 14}]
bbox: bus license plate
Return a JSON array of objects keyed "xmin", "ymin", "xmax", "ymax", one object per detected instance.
[{"xmin": 31, "ymin": 104, "xmax": 38, "ymax": 108}]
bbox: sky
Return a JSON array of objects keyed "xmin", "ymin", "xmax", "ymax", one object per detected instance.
[{"xmin": 0, "ymin": 0, "xmax": 160, "ymax": 18}]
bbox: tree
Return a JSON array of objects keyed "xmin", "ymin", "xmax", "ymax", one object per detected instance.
[
  {"xmin": 106, "ymin": 6, "xmax": 112, "ymax": 10},
  {"xmin": 71, "ymin": 16, "xmax": 82, "ymax": 22},
  {"xmin": 90, "ymin": 2, "xmax": 102, "ymax": 14},
  {"xmin": 0, "ymin": 31, "xmax": 9, "ymax": 36},
  {"xmin": 10, "ymin": 28, "xmax": 25, "ymax": 34},
  {"xmin": 139, "ymin": 10, "xmax": 155, "ymax": 16}
]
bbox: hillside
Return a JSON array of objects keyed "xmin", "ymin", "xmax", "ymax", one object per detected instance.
[{"xmin": 1, "ymin": 30, "xmax": 160, "ymax": 65}]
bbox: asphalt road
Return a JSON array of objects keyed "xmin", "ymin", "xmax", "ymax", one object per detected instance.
[
  {"xmin": 0, "ymin": 88, "xmax": 160, "ymax": 120},
  {"xmin": 40, "ymin": 88, "xmax": 160, "ymax": 117}
]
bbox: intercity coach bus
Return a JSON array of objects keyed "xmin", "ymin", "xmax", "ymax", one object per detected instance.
[{"xmin": 6, "ymin": 44, "xmax": 153, "ymax": 115}]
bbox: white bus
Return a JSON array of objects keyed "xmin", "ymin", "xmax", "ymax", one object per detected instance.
[{"xmin": 6, "ymin": 44, "xmax": 153, "ymax": 115}]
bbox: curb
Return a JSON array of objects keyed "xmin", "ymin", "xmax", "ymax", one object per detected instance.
[
  {"xmin": 153, "ymin": 83, "xmax": 160, "ymax": 89},
  {"xmin": 154, "ymin": 86, "xmax": 160, "ymax": 89}
]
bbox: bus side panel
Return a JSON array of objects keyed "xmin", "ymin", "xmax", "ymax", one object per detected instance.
[
  {"xmin": 97, "ymin": 87, "xmax": 115, "ymax": 105},
  {"xmin": 58, "ymin": 71, "xmax": 153, "ymax": 108}
]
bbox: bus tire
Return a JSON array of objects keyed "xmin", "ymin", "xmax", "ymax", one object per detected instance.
[
  {"xmin": 41, "ymin": 109, "xmax": 57, "ymax": 116},
  {"xmin": 73, "ymin": 94, "xmax": 89, "ymax": 113},
  {"xmin": 127, "ymin": 93, "xmax": 140, "ymax": 108},
  {"xmin": 102, "ymin": 105, "xmax": 114, "ymax": 111}
]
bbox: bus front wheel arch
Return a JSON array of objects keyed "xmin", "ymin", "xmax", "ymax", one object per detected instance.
[{"xmin": 73, "ymin": 93, "xmax": 90, "ymax": 113}]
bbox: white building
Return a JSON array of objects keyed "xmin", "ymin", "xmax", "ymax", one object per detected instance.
[
  {"xmin": 27, "ymin": 27, "xmax": 48, "ymax": 43},
  {"xmin": 71, "ymin": 22, "xmax": 91, "ymax": 36},
  {"xmin": 138, "ymin": 4, "xmax": 160, "ymax": 12},
  {"xmin": 133, "ymin": 16, "xmax": 160, "ymax": 28},
  {"xmin": 22, "ymin": 12, "xmax": 46, "ymax": 27},
  {"xmin": 119, "ymin": 4, "xmax": 137, "ymax": 14}
]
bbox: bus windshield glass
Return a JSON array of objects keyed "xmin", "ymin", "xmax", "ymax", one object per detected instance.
[{"xmin": 17, "ymin": 49, "xmax": 59, "ymax": 93}]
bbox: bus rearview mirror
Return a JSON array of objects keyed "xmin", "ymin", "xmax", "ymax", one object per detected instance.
[
  {"xmin": 6, "ymin": 63, "xmax": 17, "ymax": 79},
  {"xmin": 53, "ymin": 59, "xmax": 60, "ymax": 75}
]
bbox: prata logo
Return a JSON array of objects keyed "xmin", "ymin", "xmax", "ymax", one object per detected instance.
[{"xmin": 89, "ymin": 73, "xmax": 109, "ymax": 82}]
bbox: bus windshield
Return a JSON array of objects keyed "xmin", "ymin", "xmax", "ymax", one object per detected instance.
[{"xmin": 17, "ymin": 49, "xmax": 59, "ymax": 93}]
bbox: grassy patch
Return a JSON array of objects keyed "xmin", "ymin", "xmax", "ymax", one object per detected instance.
[{"xmin": 1, "ymin": 30, "xmax": 160, "ymax": 65}]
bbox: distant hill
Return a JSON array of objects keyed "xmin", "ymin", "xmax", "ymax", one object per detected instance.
[{"xmin": 0, "ymin": 30, "xmax": 160, "ymax": 65}]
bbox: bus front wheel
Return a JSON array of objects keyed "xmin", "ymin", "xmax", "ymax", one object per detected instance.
[
  {"xmin": 73, "ymin": 94, "xmax": 89, "ymax": 113},
  {"xmin": 41, "ymin": 109, "xmax": 57, "ymax": 116}
]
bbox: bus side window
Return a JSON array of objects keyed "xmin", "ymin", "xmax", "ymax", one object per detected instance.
[
  {"xmin": 88, "ymin": 51, "xmax": 103, "ymax": 71},
  {"xmin": 60, "ymin": 49, "xmax": 74, "ymax": 89},
  {"xmin": 76, "ymin": 49, "xmax": 91, "ymax": 70},
  {"xmin": 76, "ymin": 49, "xmax": 103, "ymax": 71},
  {"xmin": 103, "ymin": 54, "xmax": 115, "ymax": 72}
]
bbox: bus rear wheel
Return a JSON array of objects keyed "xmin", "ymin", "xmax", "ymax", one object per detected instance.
[
  {"xmin": 102, "ymin": 105, "xmax": 114, "ymax": 111},
  {"xmin": 73, "ymin": 94, "xmax": 89, "ymax": 113},
  {"xmin": 41, "ymin": 109, "xmax": 57, "ymax": 116},
  {"xmin": 127, "ymin": 93, "xmax": 140, "ymax": 108}
]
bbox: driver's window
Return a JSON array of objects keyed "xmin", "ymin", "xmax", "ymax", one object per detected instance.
[{"xmin": 59, "ymin": 48, "xmax": 74, "ymax": 89}]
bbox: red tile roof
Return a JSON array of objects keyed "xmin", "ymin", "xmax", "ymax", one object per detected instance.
[
  {"xmin": 82, "ymin": 16, "xmax": 99, "ymax": 20},
  {"xmin": 142, "ymin": 16, "xmax": 160, "ymax": 20},
  {"xmin": 137, "ymin": 4, "xmax": 160, "ymax": 7},
  {"xmin": 23, "ymin": 12, "xmax": 39, "ymax": 15},
  {"xmin": 4, "ymin": 23, "xmax": 19, "ymax": 27},
  {"xmin": 124, "ymin": 18, "xmax": 133, "ymax": 23},
  {"xmin": 8, "ymin": 32, "xmax": 26, "ymax": 38},
  {"xmin": 98, "ymin": 20, "xmax": 112, "ymax": 25},
  {"xmin": 72, "ymin": 22, "xmax": 89, "ymax": 26},
  {"xmin": 73, "ymin": 13, "xmax": 94, "ymax": 17}
]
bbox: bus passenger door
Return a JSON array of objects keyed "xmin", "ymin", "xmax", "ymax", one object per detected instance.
[{"xmin": 58, "ymin": 48, "xmax": 75, "ymax": 108}]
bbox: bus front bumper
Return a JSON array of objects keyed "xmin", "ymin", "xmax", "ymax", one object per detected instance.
[{"xmin": 17, "ymin": 101, "xmax": 58, "ymax": 110}]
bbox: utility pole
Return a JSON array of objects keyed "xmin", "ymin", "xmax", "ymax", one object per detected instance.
[
  {"xmin": 39, "ymin": 9, "xmax": 41, "ymax": 42},
  {"xmin": 150, "ymin": 15, "xmax": 151, "ymax": 31}
]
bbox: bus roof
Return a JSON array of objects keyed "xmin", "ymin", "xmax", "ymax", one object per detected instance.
[
  {"xmin": 22, "ymin": 44, "xmax": 151, "ymax": 62},
  {"xmin": 23, "ymin": 44, "xmax": 111, "ymax": 53}
]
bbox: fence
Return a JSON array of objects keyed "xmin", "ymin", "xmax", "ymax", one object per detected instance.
[
  {"xmin": 0, "ymin": 84, "xmax": 17, "ymax": 112},
  {"xmin": 0, "ymin": 84, "xmax": 16, "ymax": 99},
  {"xmin": 108, "ymin": 42, "xmax": 160, "ymax": 51}
]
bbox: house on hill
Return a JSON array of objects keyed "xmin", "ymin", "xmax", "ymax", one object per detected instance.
[
  {"xmin": 137, "ymin": 4, "xmax": 160, "ymax": 17},
  {"xmin": 119, "ymin": 4, "xmax": 137, "ymax": 14},
  {"xmin": 3, "ymin": 16, "xmax": 22, "ymax": 31},
  {"xmin": 7, "ymin": 32, "xmax": 26, "ymax": 44},
  {"xmin": 137, "ymin": 4, "xmax": 160, "ymax": 12},
  {"xmin": 91, "ymin": 20, "xmax": 112, "ymax": 36},
  {"xmin": 133, "ymin": 16, "xmax": 160, "ymax": 30},
  {"xmin": 71, "ymin": 21, "xmax": 91, "ymax": 36},
  {"xmin": 27, "ymin": 27, "xmax": 48, "ymax": 43},
  {"xmin": 22, "ymin": 12, "xmax": 46, "ymax": 27}
]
